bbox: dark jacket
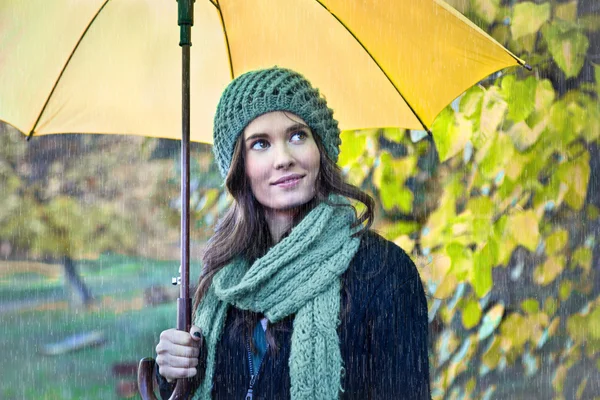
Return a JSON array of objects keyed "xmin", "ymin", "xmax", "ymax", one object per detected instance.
[{"xmin": 158, "ymin": 230, "xmax": 431, "ymax": 399}]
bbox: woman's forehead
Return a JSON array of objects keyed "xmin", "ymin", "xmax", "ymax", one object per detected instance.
[{"xmin": 243, "ymin": 111, "xmax": 309, "ymax": 138}]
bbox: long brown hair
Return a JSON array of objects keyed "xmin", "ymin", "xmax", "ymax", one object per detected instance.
[{"xmin": 192, "ymin": 117, "xmax": 375, "ymax": 352}]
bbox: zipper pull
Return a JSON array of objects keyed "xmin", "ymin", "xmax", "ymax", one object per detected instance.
[{"xmin": 245, "ymin": 387, "xmax": 253, "ymax": 400}]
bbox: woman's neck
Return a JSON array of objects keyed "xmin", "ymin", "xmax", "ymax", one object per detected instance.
[{"xmin": 263, "ymin": 208, "xmax": 298, "ymax": 244}]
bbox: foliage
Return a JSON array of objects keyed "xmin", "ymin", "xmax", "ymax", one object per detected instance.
[
  {"xmin": 149, "ymin": 141, "xmax": 228, "ymax": 243},
  {"xmin": 0, "ymin": 128, "xmax": 166, "ymax": 260},
  {"xmin": 338, "ymin": 0, "xmax": 599, "ymax": 397}
]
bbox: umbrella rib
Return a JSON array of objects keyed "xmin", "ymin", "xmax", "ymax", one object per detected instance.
[
  {"xmin": 213, "ymin": 0, "xmax": 235, "ymax": 80},
  {"xmin": 313, "ymin": 0, "xmax": 430, "ymax": 132},
  {"xmin": 27, "ymin": 0, "xmax": 112, "ymax": 141}
]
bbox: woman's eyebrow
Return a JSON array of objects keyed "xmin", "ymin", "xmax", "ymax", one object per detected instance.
[{"xmin": 245, "ymin": 123, "xmax": 309, "ymax": 142}]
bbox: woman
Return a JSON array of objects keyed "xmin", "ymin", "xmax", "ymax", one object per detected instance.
[{"xmin": 154, "ymin": 67, "xmax": 431, "ymax": 399}]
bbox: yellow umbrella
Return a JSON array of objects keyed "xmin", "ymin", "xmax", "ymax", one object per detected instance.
[
  {"xmin": 0, "ymin": 0, "xmax": 528, "ymax": 141},
  {"xmin": 0, "ymin": 1, "xmax": 528, "ymax": 398}
]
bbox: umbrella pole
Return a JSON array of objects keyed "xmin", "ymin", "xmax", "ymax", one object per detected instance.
[
  {"xmin": 178, "ymin": 22, "xmax": 192, "ymax": 347},
  {"xmin": 138, "ymin": 2, "xmax": 195, "ymax": 400}
]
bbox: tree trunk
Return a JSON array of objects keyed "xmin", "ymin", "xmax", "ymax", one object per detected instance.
[{"xmin": 63, "ymin": 255, "xmax": 94, "ymax": 307}]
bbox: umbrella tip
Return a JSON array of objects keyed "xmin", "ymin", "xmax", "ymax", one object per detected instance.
[
  {"xmin": 26, "ymin": 130, "xmax": 34, "ymax": 141},
  {"xmin": 523, "ymin": 63, "xmax": 533, "ymax": 71}
]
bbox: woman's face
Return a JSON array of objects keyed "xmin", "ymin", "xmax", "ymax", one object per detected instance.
[{"xmin": 243, "ymin": 111, "xmax": 320, "ymax": 213}]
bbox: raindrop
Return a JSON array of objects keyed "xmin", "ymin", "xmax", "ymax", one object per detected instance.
[
  {"xmin": 410, "ymin": 130, "xmax": 428, "ymax": 143},
  {"xmin": 494, "ymin": 170, "xmax": 505, "ymax": 186},
  {"xmin": 463, "ymin": 140, "xmax": 473, "ymax": 163},
  {"xmin": 535, "ymin": 239, "xmax": 545, "ymax": 256},
  {"xmin": 510, "ymin": 260, "xmax": 524, "ymax": 280}
]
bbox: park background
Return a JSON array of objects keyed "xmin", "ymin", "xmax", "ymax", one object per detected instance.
[{"xmin": 1, "ymin": 0, "xmax": 599, "ymax": 398}]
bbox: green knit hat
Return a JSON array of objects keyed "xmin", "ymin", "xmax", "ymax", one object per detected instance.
[{"xmin": 213, "ymin": 67, "xmax": 341, "ymax": 178}]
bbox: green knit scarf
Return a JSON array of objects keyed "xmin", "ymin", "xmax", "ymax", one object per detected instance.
[{"xmin": 191, "ymin": 194, "xmax": 361, "ymax": 400}]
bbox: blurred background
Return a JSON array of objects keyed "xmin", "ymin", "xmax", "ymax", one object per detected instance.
[{"xmin": 1, "ymin": 0, "xmax": 599, "ymax": 398}]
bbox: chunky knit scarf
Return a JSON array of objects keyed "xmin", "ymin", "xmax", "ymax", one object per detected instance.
[{"xmin": 191, "ymin": 194, "xmax": 361, "ymax": 400}]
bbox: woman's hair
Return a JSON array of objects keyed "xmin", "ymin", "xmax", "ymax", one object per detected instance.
[{"xmin": 192, "ymin": 116, "xmax": 375, "ymax": 351}]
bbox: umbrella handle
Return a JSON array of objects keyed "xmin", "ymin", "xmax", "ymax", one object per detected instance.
[
  {"xmin": 137, "ymin": 357, "xmax": 158, "ymax": 400},
  {"xmin": 138, "ymin": 357, "xmax": 195, "ymax": 400}
]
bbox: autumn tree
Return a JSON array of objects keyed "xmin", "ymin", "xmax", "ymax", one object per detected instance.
[{"xmin": 337, "ymin": 0, "xmax": 599, "ymax": 398}]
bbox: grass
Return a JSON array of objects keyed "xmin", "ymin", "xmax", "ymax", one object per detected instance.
[{"xmin": 0, "ymin": 255, "xmax": 202, "ymax": 400}]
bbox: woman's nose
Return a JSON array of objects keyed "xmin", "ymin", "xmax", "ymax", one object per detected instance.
[{"xmin": 274, "ymin": 145, "xmax": 295, "ymax": 170}]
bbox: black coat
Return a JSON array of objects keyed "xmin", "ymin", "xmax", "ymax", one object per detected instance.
[{"xmin": 158, "ymin": 230, "xmax": 431, "ymax": 399}]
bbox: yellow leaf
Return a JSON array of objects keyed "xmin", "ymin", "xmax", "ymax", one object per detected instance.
[
  {"xmin": 435, "ymin": 272, "xmax": 458, "ymax": 299},
  {"xmin": 545, "ymin": 229, "xmax": 569, "ymax": 255},
  {"xmin": 521, "ymin": 298, "xmax": 539, "ymax": 314},
  {"xmin": 506, "ymin": 121, "xmax": 543, "ymax": 151},
  {"xmin": 501, "ymin": 313, "xmax": 529, "ymax": 349},
  {"xmin": 556, "ymin": 155, "xmax": 591, "ymax": 211},
  {"xmin": 431, "ymin": 108, "xmax": 473, "ymax": 163},
  {"xmin": 479, "ymin": 87, "xmax": 508, "ymax": 140},
  {"xmin": 508, "ymin": 210, "xmax": 540, "ymax": 252},
  {"xmin": 588, "ymin": 306, "xmax": 600, "ymax": 339},
  {"xmin": 572, "ymin": 247, "xmax": 592, "ymax": 273},
  {"xmin": 482, "ymin": 337, "xmax": 502, "ymax": 369},
  {"xmin": 473, "ymin": 0, "xmax": 500, "ymax": 25},
  {"xmin": 555, "ymin": 1, "xmax": 577, "ymax": 22},
  {"xmin": 534, "ymin": 255, "xmax": 565, "ymax": 286},
  {"xmin": 393, "ymin": 235, "xmax": 414, "ymax": 254}
]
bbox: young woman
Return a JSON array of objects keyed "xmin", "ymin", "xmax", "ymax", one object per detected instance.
[{"xmin": 154, "ymin": 67, "xmax": 431, "ymax": 399}]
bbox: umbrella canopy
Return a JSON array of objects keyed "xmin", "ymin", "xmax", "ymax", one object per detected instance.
[{"xmin": 0, "ymin": 0, "xmax": 526, "ymax": 142}]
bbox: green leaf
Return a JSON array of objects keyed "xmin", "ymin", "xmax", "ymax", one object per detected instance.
[
  {"xmin": 466, "ymin": 197, "xmax": 495, "ymax": 242},
  {"xmin": 543, "ymin": 21, "xmax": 590, "ymax": 78},
  {"xmin": 535, "ymin": 79, "xmax": 555, "ymax": 111},
  {"xmin": 447, "ymin": 242, "xmax": 473, "ymax": 281},
  {"xmin": 478, "ymin": 132, "xmax": 515, "ymax": 179},
  {"xmin": 511, "ymin": 2, "xmax": 551, "ymax": 40},
  {"xmin": 462, "ymin": 299, "xmax": 482, "ymax": 329},
  {"xmin": 500, "ymin": 75, "xmax": 537, "ymax": 122},
  {"xmin": 559, "ymin": 281, "xmax": 572, "ymax": 301},
  {"xmin": 339, "ymin": 130, "xmax": 366, "ymax": 166},
  {"xmin": 431, "ymin": 107, "xmax": 473, "ymax": 163},
  {"xmin": 472, "ymin": 240, "xmax": 497, "ymax": 297},
  {"xmin": 521, "ymin": 299, "xmax": 539, "ymax": 314},
  {"xmin": 382, "ymin": 128, "xmax": 404, "ymax": 142},
  {"xmin": 572, "ymin": 247, "xmax": 592, "ymax": 273},
  {"xmin": 374, "ymin": 152, "xmax": 417, "ymax": 213},
  {"xmin": 594, "ymin": 63, "xmax": 600, "ymax": 97}
]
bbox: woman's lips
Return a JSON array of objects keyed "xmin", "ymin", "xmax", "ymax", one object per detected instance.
[{"xmin": 274, "ymin": 177, "xmax": 302, "ymax": 188}]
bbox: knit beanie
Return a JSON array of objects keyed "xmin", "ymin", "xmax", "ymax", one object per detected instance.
[{"xmin": 213, "ymin": 67, "xmax": 341, "ymax": 178}]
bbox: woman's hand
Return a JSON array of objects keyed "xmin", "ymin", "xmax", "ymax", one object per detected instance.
[{"xmin": 155, "ymin": 326, "xmax": 203, "ymax": 383}]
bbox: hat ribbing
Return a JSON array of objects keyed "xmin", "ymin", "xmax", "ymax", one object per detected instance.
[{"xmin": 213, "ymin": 67, "xmax": 341, "ymax": 178}]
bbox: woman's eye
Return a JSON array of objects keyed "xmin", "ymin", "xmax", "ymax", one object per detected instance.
[
  {"xmin": 251, "ymin": 139, "xmax": 269, "ymax": 150},
  {"xmin": 291, "ymin": 131, "xmax": 308, "ymax": 141}
]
